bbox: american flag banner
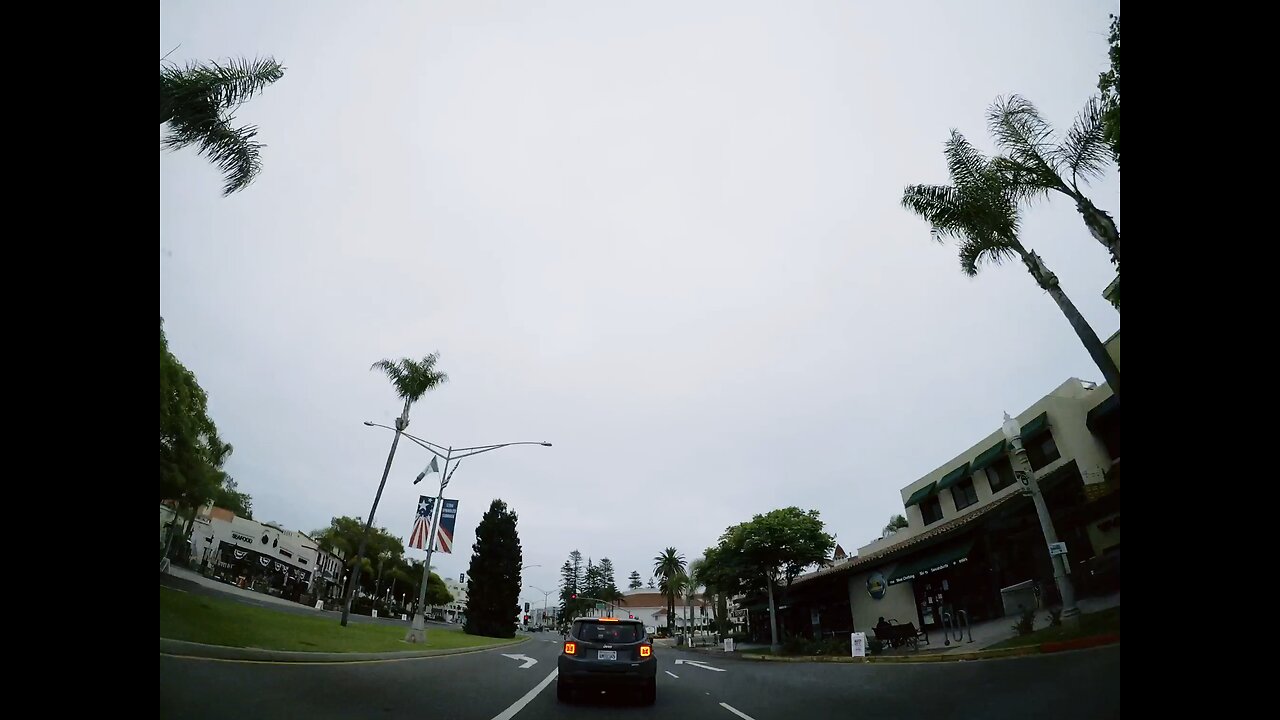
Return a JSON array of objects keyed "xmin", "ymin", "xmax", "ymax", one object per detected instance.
[{"xmin": 409, "ymin": 495, "xmax": 436, "ymax": 550}]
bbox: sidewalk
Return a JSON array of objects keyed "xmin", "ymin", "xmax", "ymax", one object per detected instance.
[
  {"xmin": 165, "ymin": 564, "xmax": 317, "ymax": 611},
  {"xmin": 922, "ymin": 591, "xmax": 1121, "ymax": 656}
]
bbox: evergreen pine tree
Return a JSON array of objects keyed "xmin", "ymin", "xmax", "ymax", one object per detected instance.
[
  {"xmin": 463, "ymin": 499, "xmax": 522, "ymax": 638},
  {"xmin": 628, "ymin": 570, "xmax": 643, "ymax": 590}
]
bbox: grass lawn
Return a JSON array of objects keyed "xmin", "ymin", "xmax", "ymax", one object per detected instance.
[
  {"xmin": 160, "ymin": 587, "xmax": 518, "ymax": 653},
  {"xmin": 986, "ymin": 606, "xmax": 1120, "ymax": 650}
]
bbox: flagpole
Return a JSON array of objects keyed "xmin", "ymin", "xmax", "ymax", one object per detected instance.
[{"xmin": 406, "ymin": 447, "xmax": 451, "ymax": 643}]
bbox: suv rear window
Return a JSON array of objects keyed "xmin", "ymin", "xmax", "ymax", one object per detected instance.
[{"xmin": 573, "ymin": 621, "xmax": 643, "ymax": 643}]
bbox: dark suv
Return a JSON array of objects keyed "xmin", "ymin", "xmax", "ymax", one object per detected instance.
[{"xmin": 557, "ymin": 617, "xmax": 656, "ymax": 704}]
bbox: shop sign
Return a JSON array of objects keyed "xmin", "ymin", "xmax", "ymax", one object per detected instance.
[{"xmin": 867, "ymin": 572, "xmax": 887, "ymax": 600}]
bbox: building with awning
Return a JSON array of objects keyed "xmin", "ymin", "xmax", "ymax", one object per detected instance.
[{"xmin": 745, "ymin": 369, "xmax": 1119, "ymax": 641}]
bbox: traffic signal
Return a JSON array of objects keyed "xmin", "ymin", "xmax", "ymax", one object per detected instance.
[
  {"xmin": 524, "ymin": 602, "xmax": 530, "ymax": 613},
  {"xmin": 523, "ymin": 615, "xmax": 530, "ymax": 624},
  {"xmin": 570, "ymin": 593, "xmax": 577, "ymax": 599}
]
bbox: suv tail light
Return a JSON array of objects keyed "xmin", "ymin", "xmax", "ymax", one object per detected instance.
[
  {"xmin": 564, "ymin": 641, "xmax": 577, "ymax": 655},
  {"xmin": 639, "ymin": 644, "xmax": 651, "ymax": 657}
]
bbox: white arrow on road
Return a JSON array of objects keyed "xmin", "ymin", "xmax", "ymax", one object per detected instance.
[
  {"xmin": 673, "ymin": 658, "xmax": 725, "ymax": 672},
  {"xmin": 501, "ymin": 653, "xmax": 538, "ymax": 669}
]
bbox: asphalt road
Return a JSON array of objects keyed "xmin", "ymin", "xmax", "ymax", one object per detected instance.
[{"xmin": 160, "ymin": 635, "xmax": 1120, "ymax": 720}]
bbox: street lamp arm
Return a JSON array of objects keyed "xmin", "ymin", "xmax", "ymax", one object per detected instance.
[
  {"xmin": 404, "ymin": 427, "xmax": 460, "ymax": 450},
  {"xmin": 452, "ymin": 441, "xmax": 552, "ymax": 459}
]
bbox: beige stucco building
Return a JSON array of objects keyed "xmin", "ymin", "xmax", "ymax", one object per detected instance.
[{"xmin": 748, "ymin": 336, "xmax": 1120, "ymax": 641}]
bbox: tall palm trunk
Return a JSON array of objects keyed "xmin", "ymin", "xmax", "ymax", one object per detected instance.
[
  {"xmin": 1018, "ymin": 247, "xmax": 1120, "ymax": 397},
  {"xmin": 342, "ymin": 399, "xmax": 410, "ymax": 626},
  {"xmin": 1072, "ymin": 195, "xmax": 1121, "ymax": 265}
]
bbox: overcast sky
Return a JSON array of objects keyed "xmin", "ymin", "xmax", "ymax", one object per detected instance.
[{"xmin": 160, "ymin": 0, "xmax": 1120, "ymax": 600}]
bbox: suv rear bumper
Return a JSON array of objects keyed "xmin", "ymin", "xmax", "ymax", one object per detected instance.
[{"xmin": 558, "ymin": 655, "xmax": 656, "ymax": 685}]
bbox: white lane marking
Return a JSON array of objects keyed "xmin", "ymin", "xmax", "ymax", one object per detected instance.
[
  {"xmin": 489, "ymin": 669, "xmax": 558, "ymax": 720},
  {"xmin": 674, "ymin": 658, "xmax": 725, "ymax": 672},
  {"xmin": 501, "ymin": 653, "xmax": 538, "ymax": 669},
  {"xmin": 720, "ymin": 702, "xmax": 758, "ymax": 720},
  {"xmin": 665, "ymin": 670, "xmax": 679, "ymax": 678}
]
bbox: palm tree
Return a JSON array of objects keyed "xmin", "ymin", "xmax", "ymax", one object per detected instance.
[
  {"xmin": 341, "ymin": 354, "xmax": 449, "ymax": 626},
  {"xmin": 160, "ymin": 56, "xmax": 285, "ymax": 195},
  {"xmin": 986, "ymin": 95, "xmax": 1120, "ymax": 266},
  {"xmin": 653, "ymin": 547, "xmax": 686, "ymax": 637},
  {"xmin": 883, "ymin": 514, "xmax": 909, "ymax": 537},
  {"xmin": 902, "ymin": 132, "xmax": 1120, "ymax": 398},
  {"xmin": 685, "ymin": 558, "xmax": 708, "ymax": 641}
]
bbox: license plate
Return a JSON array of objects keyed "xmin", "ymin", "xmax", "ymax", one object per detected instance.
[{"xmin": 597, "ymin": 650, "xmax": 617, "ymax": 660}]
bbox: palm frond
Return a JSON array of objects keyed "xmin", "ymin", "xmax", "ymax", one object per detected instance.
[
  {"xmin": 371, "ymin": 358, "xmax": 407, "ymax": 389},
  {"xmin": 1056, "ymin": 96, "xmax": 1111, "ymax": 187},
  {"xmin": 901, "ymin": 184, "xmax": 977, "ymax": 244},
  {"xmin": 160, "ymin": 56, "xmax": 283, "ymax": 195},
  {"xmin": 942, "ymin": 131, "xmax": 989, "ymax": 193},
  {"xmin": 161, "ymin": 57, "xmax": 284, "ymax": 114},
  {"xmin": 987, "ymin": 95, "xmax": 1055, "ymax": 162},
  {"xmin": 163, "ymin": 116, "xmax": 264, "ymax": 195},
  {"xmin": 956, "ymin": 231, "xmax": 1017, "ymax": 277}
]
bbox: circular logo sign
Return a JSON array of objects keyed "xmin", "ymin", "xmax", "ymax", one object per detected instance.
[{"xmin": 866, "ymin": 572, "xmax": 887, "ymax": 600}]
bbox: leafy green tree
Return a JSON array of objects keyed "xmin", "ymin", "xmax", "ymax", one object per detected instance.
[
  {"xmin": 160, "ymin": 56, "xmax": 285, "ymax": 195},
  {"xmin": 464, "ymin": 499, "xmax": 523, "ymax": 638},
  {"xmin": 714, "ymin": 507, "xmax": 834, "ymax": 653},
  {"xmin": 653, "ymin": 547, "xmax": 686, "ymax": 636},
  {"xmin": 628, "ymin": 570, "xmax": 643, "ymax": 590},
  {"xmin": 1097, "ymin": 14, "xmax": 1120, "ymax": 168},
  {"xmin": 211, "ymin": 478, "xmax": 253, "ymax": 520},
  {"xmin": 342, "ymin": 353, "xmax": 449, "ymax": 626},
  {"xmin": 902, "ymin": 131, "xmax": 1120, "ymax": 397},
  {"xmin": 159, "ymin": 318, "xmax": 241, "ymax": 559}
]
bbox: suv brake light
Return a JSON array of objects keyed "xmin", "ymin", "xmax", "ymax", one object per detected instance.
[
  {"xmin": 564, "ymin": 641, "xmax": 576, "ymax": 655},
  {"xmin": 639, "ymin": 644, "xmax": 651, "ymax": 657}
]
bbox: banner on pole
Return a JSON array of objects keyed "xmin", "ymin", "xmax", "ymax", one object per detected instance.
[
  {"xmin": 409, "ymin": 496, "xmax": 436, "ymax": 550},
  {"xmin": 436, "ymin": 499, "xmax": 459, "ymax": 553}
]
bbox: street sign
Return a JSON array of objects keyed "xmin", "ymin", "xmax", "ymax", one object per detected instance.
[
  {"xmin": 851, "ymin": 632, "xmax": 867, "ymax": 658},
  {"xmin": 723, "ymin": 638, "xmax": 735, "ymax": 652},
  {"xmin": 595, "ymin": 602, "xmax": 605, "ymax": 610},
  {"xmin": 1048, "ymin": 542, "xmax": 1068, "ymax": 557}
]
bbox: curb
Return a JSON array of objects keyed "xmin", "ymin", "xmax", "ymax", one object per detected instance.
[
  {"xmin": 159, "ymin": 634, "xmax": 530, "ymax": 663},
  {"xmin": 732, "ymin": 635, "xmax": 1119, "ymax": 664}
]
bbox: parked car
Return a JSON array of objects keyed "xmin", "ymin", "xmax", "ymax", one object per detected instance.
[{"xmin": 558, "ymin": 617, "xmax": 656, "ymax": 705}]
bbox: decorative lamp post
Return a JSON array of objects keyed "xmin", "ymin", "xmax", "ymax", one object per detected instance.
[{"xmin": 1001, "ymin": 412, "xmax": 1080, "ymax": 625}]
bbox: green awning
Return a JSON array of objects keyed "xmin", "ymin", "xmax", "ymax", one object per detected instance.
[
  {"xmin": 936, "ymin": 462, "xmax": 972, "ymax": 490},
  {"xmin": 970, "ymin": 439, "xmax": 1007, "ymax": 472},
  {"xmin": 1086, "ymin": 395, "xmax": 1119, "ymax": 433},
  {"xmin": 904, "ymin": 481, "xmax": 938, "ymax": 507},
  {"xmin": 886, "ymin": 538, "xmax": 976, "ymax": 586},
  {"xmin": 1020, "ymin": 412, "xmax": 1049, "ymax": 439}
]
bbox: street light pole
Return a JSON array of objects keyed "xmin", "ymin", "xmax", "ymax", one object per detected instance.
[
  {"xmin": 1001, "ymin": 412, "xmax": 1080, "ymax": 625},
  {"xmin": 360, "ymin": 422, "xmax": 552, "ymax": 643},
  {"xmin": 406, "ymin": 448, "xmax": 454, "ymax": 643}
]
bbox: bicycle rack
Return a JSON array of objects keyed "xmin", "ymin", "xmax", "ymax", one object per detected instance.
[{"xmin": 942, "ymin": 608, "xmax": 974, "ymax": 646}]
